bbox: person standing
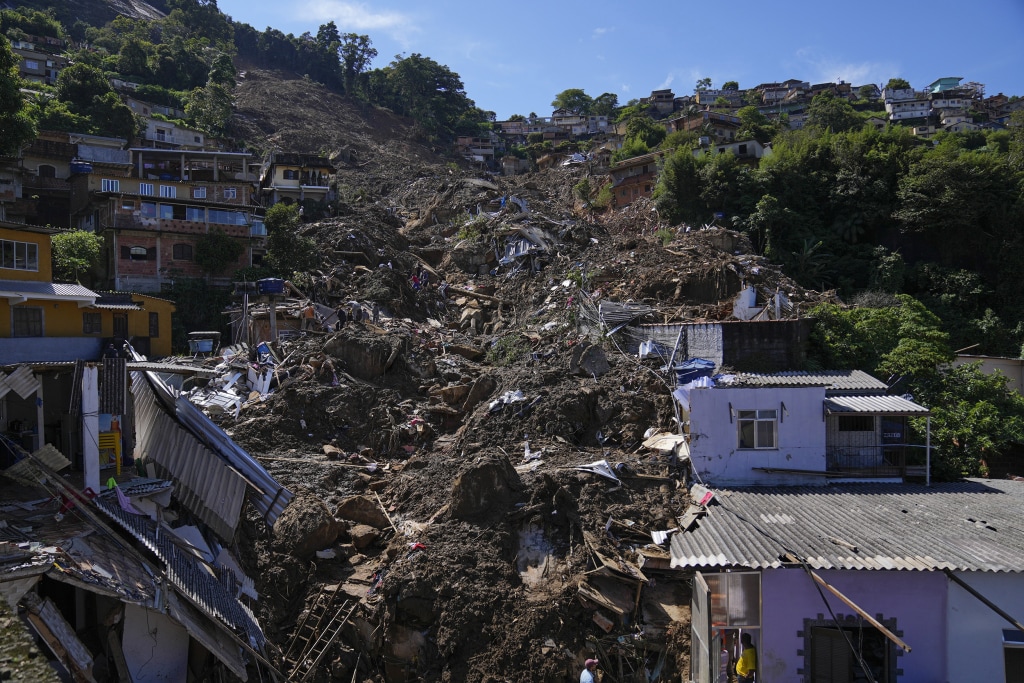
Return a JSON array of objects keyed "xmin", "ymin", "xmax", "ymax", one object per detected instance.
[
  {"xmin": 372, "ymin": 302, "xmax": 380, "ymax": 325},
  {"xmin": 736, "ymin": 633, "xmax": 757, "ymax": 683},
  {"xmin": 335, "ymin": 305, "xmax": 347, "ymax": 330},
  {"xmin": 301, "ymin": 302, "xmax": 316, "ymax": 332},
  {"xmin": 580, "ymin": 658, "xmax": 598, "ymax": 683}
]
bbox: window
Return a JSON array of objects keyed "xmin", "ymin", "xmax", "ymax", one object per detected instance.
[
  {"xmin": 839, "ymin": 415, "xmax": 875, "ymax": 432},
  {"xmin": 139, "ymin": 182, "xmax": 154, "ymax": 196},
  {"xmin": 83, "ymin": 312, "xmax": 102, "ymax": 335},
  {"xmin": 38, "ymin": 164, "xmax": 55, "ymax": 178},
  {"xmin": 12, "ymin": 307, "xmax": 43, "ymax": 337},
  {"xmin": 737, "ymin": 409, "xmax": 777, "ymax": 449},
  {"xmin": 159, "ymin": 204, "xmax": 186, "ymax": 220},
  {"xmin": 1, "ymin": 240, "xmax": 39, "ymax": 271},
  {"xmin": 121, "ymin": 246, "xmax": 150, "ymax": 261},
  {"xmin": 738, "ymin": 144, "xmax": 748, "ymax": 155},
  {"xmin": 112, "ymin": 314, "xmax": 128, "ymax": 338},
  {"xmin": 193, "ymin": 187, "xmax": 206, "ymax": 199},
  {"xmin": 223, "ymin": 187, "xmax": 237, "ymax": 199},
  {"xmin": 25, "ymin": 60, "xmax": 38, "ymax": 70},
  {"xmin": 186, "ymin": 206, "xmax": 204, "ymax": 221},
  {"xmin": 283, "ymin": 169, "xmax": 297, "ymax": 180},
  {"xmin": 1004, "ymin": 630, "xmax": 1024, "ymax": 683},
  {"xmin": 172, "ymin": 243, "xmax": 193, "ymax": 260},
  {"xmin": 101, "ymin": 178, "xmax": 120, "ymax": 192},
  {"xmin": 140, "ymin": 202, "xmax": 157, "ymax": 218},
  {"xmin": 159, "ymin": 185, "xmax": 176, "ymax": 198},
  {"xmin": 149, "ymin": 312, "xmax": 159, "ymax": 338}
]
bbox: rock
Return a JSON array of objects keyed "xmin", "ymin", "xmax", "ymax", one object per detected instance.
[
  {"xmin": 436, "ymin": 384, "xmax": 470, "ymax": 405},
  {"xmin": 461, "ymin": 375, "xmax": 497, "ymax": 412},
  {"xmin": 349, "ymin": 524, "xmax": 381, "ymax": 550},
  {"xmin": 274, "ymin": 492, "xmax": 346, "ymax": 559},
  {"xmin": 335, "ymin": 495, "xmax": 390, "ymax": 529},
  {"xmin": 569, "ymin": 342, "xmax": 610, "ymax": 377},
  {"xmin": 323, "ymin": 333, "xmax": 401, "ymax": 380},
  {"xmin": 450, "ymin": 455, "xmax": 523, "ymax": 523}
]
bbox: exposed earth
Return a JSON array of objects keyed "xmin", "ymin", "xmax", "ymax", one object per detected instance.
[{"xmin": 181, "ymin": 68, "xmax": 832, "ymax": 682}]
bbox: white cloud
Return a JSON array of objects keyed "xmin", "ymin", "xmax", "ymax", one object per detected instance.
[
  {"xmin": 299, "ymin": 1, "xmax": 417, "ymax": 42},
  {"xmin": 793, "ymin": 47, "xmax": 896, "ymax": 86},
  {"xmin": 657, "ymin": 73, "xmax": 674, "ymax": 90},
  {"xmin": 621, "ymin": 83, "xmax": 631, "ymax": 93},
  {"xmin": 592, "ymin": 27, "xmax": 611, "ymax": 40}
]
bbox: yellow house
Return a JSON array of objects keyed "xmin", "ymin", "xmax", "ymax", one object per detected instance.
[{"xmin": 0, "ymin": 220, "xmax": 176, "ymax": 361}]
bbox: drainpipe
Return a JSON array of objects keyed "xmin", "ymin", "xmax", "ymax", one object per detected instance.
[
  {"xmin": 82, "ymin": 364, "xmax": 100, "ymax": 493},
  {"xmin": 926, "ymin": 416, "xmax": 931, "ymax": 487}
]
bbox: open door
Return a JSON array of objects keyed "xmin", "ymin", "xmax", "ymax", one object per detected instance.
[{"xmin": 692, "ymin": 571, "xmax": 712, "ymax": 683}]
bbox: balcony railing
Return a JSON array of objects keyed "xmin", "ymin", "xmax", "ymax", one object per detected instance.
[{"xmin": 826, "ymin": 445, "xmax": 928, "ymax": 478}]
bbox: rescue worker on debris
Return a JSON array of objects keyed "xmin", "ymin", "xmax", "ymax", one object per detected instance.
[
  {"xmin": 580, "ymin": 658, "xmax": 599, "ymax": 683},
  {"xmin": 301, "ymin": 302, "xmax": 316, "ymax": 332}
]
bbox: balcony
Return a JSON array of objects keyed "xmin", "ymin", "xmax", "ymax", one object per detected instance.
[
  {"xmin": 23, "ymin": 176, "xmax": 70, "ymax": 192},
  {"xmin": 826, "ymin": 445, "xmax": 927, "ymax": 478}
]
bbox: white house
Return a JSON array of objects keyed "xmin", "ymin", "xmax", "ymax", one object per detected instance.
[
  {"xmin": 681, "ymin": 370, "xmax": 930, "ymax": 487},
  {"xmin": 672, "ymin": 479, "xmax": 1024, "ymax": 683}
]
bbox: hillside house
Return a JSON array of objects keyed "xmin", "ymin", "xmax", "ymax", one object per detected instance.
[
  {"xmin": 666, "ymin": 111, "xmax": 741, "ymax": 143},
  {"xmin": 97, "ymin": 149, "xmax": 258, "ymax": 292},
  {"xmin": 9, "ymin": 39, "xmax": 67, "ymax": 85},
  {"xmin": 258, "ymin": 152, "xmax": 334, "ymax": 207},
  {"xmin": 609, "ymin": 152, "xmax": 662, "ymax": 208},
  {"xmin": 674, "ymin": 479, "xmax": 1024, "ymax": 683},
  {"xmin": 680, "ymin": 370, "xmax": 930, "ymax": 488},
  {"xmin": 640, "ymin": 89, "xmax": 677, "ymax": 116},
  {"xmin": 695, "ymin": 139, "xmax": 768, "ymax": 163}
]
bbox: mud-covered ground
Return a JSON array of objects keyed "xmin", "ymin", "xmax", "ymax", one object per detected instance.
[{"xmin": 208, "ymin": 71, "xmax": 828, "ymax": 682}]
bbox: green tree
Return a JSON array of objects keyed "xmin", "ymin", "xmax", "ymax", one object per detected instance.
[
  {"xmin": 551, "ymin": 88, "xmax": 592, "ymax": 114},
  {"xmin": 736, "ymin": 105, "xmax": 779, "ymax": 144},
  {"xmin": 208, "ymin": 52, "xmax": 236, "ymax": 87},
  {"xmin": 885, "ymin": 78, "xmax": 911, "ymax": 91},
  {"xmin": 51, "ymin": 231, "xmax": 102, "ymax": 284},
  {"xmin": 0, "ymin": 35, "xmax": 34, "ymax": 155},
  {"xmin": 805, "ymin": 91, "xmax": 861, "ymax": 133},
  {"xmin": 857, "ymin": 84, "xmax": 878, "ymax": 101},
  {"xmin": 370, "ymin": 53, "xmax": 478, "ymax": 141},
  {"xmin": 695, "ymin": 77, "xmax": 712, "ymax": 93},
  {"xmin": 185, "ymin": 82, "xmax": 233, "ymax": 135},
  {"xmin": 591, "ymin": 92, "xmax": 619, "ymax": 116},
  {"xmin": 264, "ymin": 203, "xmax": 318, "ymax": 275},
  {"xmin": 340, "ymin": 33, "xmax": 376, "ymax": 96},
  {"xmin": 722, "ymin": 80, "xmax": 739, "ymax": 91},
  {"xmin": 912, "ymin": 363, "xmax": 1024, "ymax": 479}
]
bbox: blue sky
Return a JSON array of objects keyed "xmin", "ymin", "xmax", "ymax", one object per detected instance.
[{"xmin": 214, "ymin": 0, "xmax": 1024, "ymax": 120}]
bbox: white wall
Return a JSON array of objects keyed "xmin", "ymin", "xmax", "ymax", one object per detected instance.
[
  {"xmin": 947, "ymin": 571, "xmax": 1024, "ymax": 683},
  {"xmin": 689, "ymin": 385, "xmax": 826, "ymax": 486},
  {"xmin": 123, "ymin": 605, "xmax": 189, "ymax": 683}
]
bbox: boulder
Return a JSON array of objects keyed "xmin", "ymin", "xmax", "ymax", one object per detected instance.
[
  {"xmin": 569, "ymin": 342, "xmax": 610, "ymax": 378},
  {"xmin": 336, "ymin": 495, "xmax": 390, "ymax": 529},
  {"xmin": 349, "ymin": 524, "xmax": 381, "ymax": 550},
  {"xmin": 450, "ymin": 455, "xmax": 523, "ymax": 523},
  {"xmin": 274, "ymin": 492, "xmax": 346, "ymax": 558}
]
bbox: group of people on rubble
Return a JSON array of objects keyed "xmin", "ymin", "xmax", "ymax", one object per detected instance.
[
  {"xmin": 576, "ymin": 632, "xmax": 756, "ymax": 683},
  {"xmin": 300, "ymin": 300, "xmax": 381, "ymax": 333}
]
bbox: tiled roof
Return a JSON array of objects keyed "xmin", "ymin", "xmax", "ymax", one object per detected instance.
[{"xmin": 670, "ymin": 480, "xmax": 1024, "ymax": 573}]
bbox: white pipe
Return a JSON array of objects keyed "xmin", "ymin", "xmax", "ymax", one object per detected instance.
[
  {"xmin": 82, "ymin": 365, "xmax": 100, "ymax": 494},
  {"xmin": 926, "ymin": 416, "xmax": 931, "ymax": 487}
]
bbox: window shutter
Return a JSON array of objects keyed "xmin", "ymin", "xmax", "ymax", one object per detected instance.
[
  {"xmin": 120, "ymin": 246, "xmax": 130, "ymax": 259},
  {"xmin": 147, "ymin": 247, "xmax": 157, "ymax": 260}
]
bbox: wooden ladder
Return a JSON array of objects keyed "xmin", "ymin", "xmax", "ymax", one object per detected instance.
[{"xmin": 287, "ymin": 600, "xmax": 358, "ymax": 682}]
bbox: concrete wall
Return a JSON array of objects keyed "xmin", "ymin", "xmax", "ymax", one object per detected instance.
[
  {"xmin": 759, "ymin": 568, "xmax": 946, "ymax": 683},
  {"xmin": 689, "ymin": 385, "xmax": 826, "ymax": 486},
  {"xmin": 1, "ymin": 300, "xmax": 101, "ymax": 339},
  {"xmin": 952, "ymin": 355, "xmax": 1024, "ymax": 395},
  {"xmin": 0, "ymin": 336, "xmax": 102, "ymax": 362},
  {"xmin": 123, "ymin": 605, "xmax": 189, "ymax": 683},
  {"xmin": 947, "ymin": 571, "xmax": 1024, "ymax": 683}
]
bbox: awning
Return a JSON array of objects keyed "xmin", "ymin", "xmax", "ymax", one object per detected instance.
[{"xmin": 824, "ymin": 394, "xmax": 929, "ymax": 416}]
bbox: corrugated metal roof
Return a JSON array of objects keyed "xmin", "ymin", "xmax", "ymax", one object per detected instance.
[
  {"xmin": 0, "ymin": 280, "xmax": 98, "ymax": 299},
  {"xmin": 101, "ymin": 358, "xmax": 127, "ymax": 415},
  {"xmin": 93, "ymin": 496, "xmax": 264, "ymax": 647},
  {"xmin": 825, "ymin": 394, "xmax": 930, "ymax": 415},
  {"xmin": 91, "ymin": 303, "xmax": 143, "ymax": 311},
  {"xmin": 670, "ymin": 480, "xmax": 1024, "ymax": 573},
  {"xmin": 127, "ymin": 361, "xmax": 219, "ymax": 377},
  {"xmin": 0, "ymin": 365, "xmax": 41, "ymax": 399},
  {"xmin": 131, "ymin": 376, "xmax": 247, "ymax": 540},
  {"xmin": 730, "ymin": 370, "xmax": 887, "ymax": 393}
]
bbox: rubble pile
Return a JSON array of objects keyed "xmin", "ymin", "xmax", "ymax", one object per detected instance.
[{"xmin": 147, "ymin": 135, "xmax": 834, "ymax": 681}]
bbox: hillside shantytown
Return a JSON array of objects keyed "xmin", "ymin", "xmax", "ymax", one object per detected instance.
[{"xmin": 2, "ymin": 2, "xmax": 1024, "ymax": 683}]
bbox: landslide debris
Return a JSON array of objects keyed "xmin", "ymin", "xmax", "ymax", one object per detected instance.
[{"xmin": 201, "ymin": 72, "xmax": 832, "ymax": 682}]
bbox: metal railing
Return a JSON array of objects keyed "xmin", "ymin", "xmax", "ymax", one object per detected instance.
[{"xmin": 826, "ymin": 445, "xmax": 927, "ymax": 477}]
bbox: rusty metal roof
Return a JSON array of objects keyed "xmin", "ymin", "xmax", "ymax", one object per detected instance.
[{"xmin": 670, "ymin": 480, "xmax": 1024, "ymax": 573}]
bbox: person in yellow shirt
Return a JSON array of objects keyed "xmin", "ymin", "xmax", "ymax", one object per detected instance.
[{"xmin": 736, "ymin": 632, "xmax": 757, "ymax": 683}]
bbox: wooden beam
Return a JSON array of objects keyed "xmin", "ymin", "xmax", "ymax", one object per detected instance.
[
  {"xmin": 793, "ymin": 559, "xmax": 911, "ymax": 653},
  {"xmin": 944, "ymin": 568, "xmax": 1024, "ymax": 632}
]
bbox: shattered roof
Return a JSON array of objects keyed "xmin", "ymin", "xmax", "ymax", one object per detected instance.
[
  {"xmin": 670, "ymin": 479, "xmax": 1024, "ymax": 573},
  {"xmin": 93, "ymin": 495, "xmax": 265, "ymax": 647}
]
